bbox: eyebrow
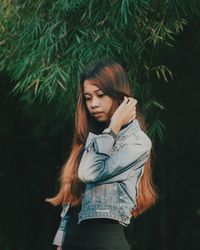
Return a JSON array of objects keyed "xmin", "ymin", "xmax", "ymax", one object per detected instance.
[{"xmin": 84, "ymin": 89, "xmax": 102, "ymax": 95}]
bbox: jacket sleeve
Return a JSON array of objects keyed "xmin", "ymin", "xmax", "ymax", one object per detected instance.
[
  {"xmin": 53, "ymin": 204, "xmax": 70, "ymax": 247},
  {"xmin": 78, "ymin": 126, "xmax": 152, "ymax": 184}
]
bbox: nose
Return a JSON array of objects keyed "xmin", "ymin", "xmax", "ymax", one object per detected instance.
[{"xmin": 91, "ymin": 97, "xmax": 99, "ymax": 108}]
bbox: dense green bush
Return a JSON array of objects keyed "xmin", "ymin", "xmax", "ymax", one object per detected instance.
[{"xmin": 0, "ymin": 0, "xmax": 199, "ymax": 141}]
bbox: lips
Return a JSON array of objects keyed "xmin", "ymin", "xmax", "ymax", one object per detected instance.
[{"xmin": 93, "ymin": 112, "xmax": 103, "ymax": 116}]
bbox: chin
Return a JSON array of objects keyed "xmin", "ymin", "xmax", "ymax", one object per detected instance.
[{"xmin": 95, "ymin": 117, "xmax": 106, "ymax": 122}]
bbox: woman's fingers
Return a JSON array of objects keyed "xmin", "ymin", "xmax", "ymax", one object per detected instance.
[
  {"xmin": 111, "ymin": 96, "xmax": 137, "ymax": 126},
  {"xmin": 127, "ymin": 98, "xmax": 137, "ymax": 118},
  {"xmin": 128, "ymin": 97, "xmax": 137, "ymax": 105},
  {"xmin": 125, "ymin": 98, "xmax": 137, "ymax": 111},
  {"xmin": 124, "ymin": 97, "xmax": 137, "ymax": 104},
  {"xmin": 123, "ymin": 96, "xmax": 129, "ymax": 104},
  {"xmin": 121, "ymin": 97, "xmax": 137, "ymax": 119}
]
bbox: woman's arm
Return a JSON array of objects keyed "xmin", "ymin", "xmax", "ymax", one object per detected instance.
[
  {"xmin": 53, "ymin": 204, "xmax": 70, "ymax": 247},
  {"xmin": 78, "ymin": 120, "xmax": 152, "ymax": 184}
]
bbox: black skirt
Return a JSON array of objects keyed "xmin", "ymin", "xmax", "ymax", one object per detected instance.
[{"xmin": 62, "ymin": 205, "xmax": 130, "ymax": 250}]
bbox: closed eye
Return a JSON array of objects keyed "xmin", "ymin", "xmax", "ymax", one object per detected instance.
[
  {"xmin": 98, "ymin": 94, "xmax": 105, "ymax": 97},
  {"xmin": 84, "ymin": 96, "xmax": 91, "ymax": 101},
  {"xmin": 84, "ymin": 93, "xmax": 105, "ymax": 101}
]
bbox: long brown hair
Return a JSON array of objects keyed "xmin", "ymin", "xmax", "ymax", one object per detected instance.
[{"xmin": 46, "ymin": 58, "xmax": 158, "ymax": 217}]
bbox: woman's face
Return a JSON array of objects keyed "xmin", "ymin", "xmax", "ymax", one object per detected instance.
[{"xmin": 83, "ymin": 79, "xmax": 116, "ymax": 123}]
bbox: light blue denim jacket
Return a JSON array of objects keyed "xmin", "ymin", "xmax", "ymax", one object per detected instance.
[{"xmin": 53, "ymin": 118, "xmax": 152, "ymax": 246}]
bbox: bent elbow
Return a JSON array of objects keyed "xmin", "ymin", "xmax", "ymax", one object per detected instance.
[
  {"xmin": 145, "ymin": 139, "xmax": 152, "ymax": 153},
  {"xmin": 140, "ymin": 131, "xmax": 152, "ymax": 151}
]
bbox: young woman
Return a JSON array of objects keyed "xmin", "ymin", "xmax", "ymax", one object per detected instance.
[{"xmin": 46, "ymin": 58, "xmax": 158, "ymax": 250}]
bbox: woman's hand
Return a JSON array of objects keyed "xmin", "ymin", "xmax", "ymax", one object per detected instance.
[
  {"xmin": 109, "ymin": 96, "xmax": 137, "ymax": 134},
  {"xmin": 57, "ymin": 247, "xmax": 62, "ymax": 250}
]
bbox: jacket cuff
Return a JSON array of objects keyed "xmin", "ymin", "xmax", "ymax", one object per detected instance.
[
  {"xmin": 53, "ymin": 229, "xmax": 66, "ymax": 246},
  {"xmin": 85, "ymin": 132, "xmax": 115, "ymax": 156}
]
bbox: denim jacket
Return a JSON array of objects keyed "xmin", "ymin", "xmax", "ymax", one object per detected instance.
[{"xmin": 53, "ymin": 118, "xmax": 152, "ymax": 246}]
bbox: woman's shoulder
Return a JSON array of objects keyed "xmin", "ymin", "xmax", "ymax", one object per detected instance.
[{"xmin": 117, "ymin": 119, "xmax": 152, "ymax": 148}]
